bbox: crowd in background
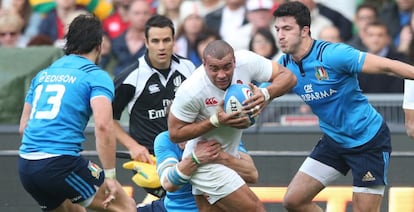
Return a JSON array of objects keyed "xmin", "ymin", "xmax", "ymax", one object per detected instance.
[{"xmin": 0, "ymin": 0, "xmax": 413, "ymax": 93}]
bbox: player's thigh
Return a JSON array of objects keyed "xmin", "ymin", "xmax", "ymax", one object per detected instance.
[
  {"xmin": 284, "ymin": 171, "xmax": 325, "ymax": 204},
  {"xmin": 195, "ymin": 195, "xmax": 224, "ymax": 212},
  {"xmin": 215, "ymin": 184, "xmax": 265, "ymax": 212}
]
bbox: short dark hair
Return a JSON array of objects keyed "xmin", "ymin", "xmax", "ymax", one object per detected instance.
[
  {"xmin": 203, "ymin": 40, "xmax": 233, "ymax": 60},
  {"xmin": 356, "ymin": 2, "xmax": 378, "ymax": 18},
  {"xmin": 145, "ymin": 14, "xmax": 175, "ymax": 39},
  {"xmin": 64, "ymin": 14, "xmax": 103, "ymax": 55},
  {"xmin": 273, "ymin": 1, "xmax": 311, "ymax": 30}
]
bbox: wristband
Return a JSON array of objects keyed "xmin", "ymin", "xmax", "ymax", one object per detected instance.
[
  {"xmin": 260, "ymin": 87, "xmax": 270, "ymax": 102},
  {"xmin": 175, "ymin": 165, "xmax": 191, "ymax": 180},
  {"xmin": 166, "ymin": 165, "xmax": 190, "ymax": 186},
  {"xmin": 191, "ymin": 150, "xmax": 201, "ymax": 165},
  {"xmin": 104, "ymin": 168, "xmax": 116, "ymax": 179},
  {"xmin": 209, "ymin": 113, "xmax": 220, "ymax": 128}
]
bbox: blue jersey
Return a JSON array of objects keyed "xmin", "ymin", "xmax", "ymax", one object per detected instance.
[
  {"xmin": 154, "ymin": 131, "xmax": 248, "ymax": 211},
  {"xmin": 279, "ymin": 40, "xmax": 383, "ymax": 148},
  {"xmin": 20, "ymin": 54, "xmax": 114, "ymax": 156},
  {"xmin": 154, "ymin": 131, "xmax": 196, "ymax": 212}
]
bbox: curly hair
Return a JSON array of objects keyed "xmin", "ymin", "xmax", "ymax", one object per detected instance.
[{"xmin": 63, "ymin": 14, "xmax": 103, "ymax": 55}]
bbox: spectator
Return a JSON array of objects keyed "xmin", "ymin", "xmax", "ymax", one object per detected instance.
[
  {"xmin": 232, "ymin": 0, "xmax": 275, "ymax": 50},
  {"xmin": 318, "ymin": 25, "xmax": 342, "ymax": 43},
  {"xmin": 347, "ymin": 2, "xmax": 378, "ymax": 51},
  {"xmin": 397, "ymin": 10, "xmax": 414, "ymax": 55},
  {"xmin": 359, "ymin": 21, "xmax": 407, "ymax": 93},
  {"xmin": 102, "ymin": 0, "xmax": 131, "ymax": 40},
  {"xmin": 380, "ymin": 0, "xmax": 414, "ymax": 47},
  {"xmin": 194, "ymin": 28, "xmax": 221, "ymax": 66},
  {"xmin": 54, "ymin": 9, "xmax": 89, "ymax": 48},
  {"xmin": 204, "ymin": 0, "xmax": 248, "ymax": 48},
  {"xmin": 157, "ymin": 0, "xmax": 183, "ymax": 32},
  {"xmin": 10, "ymin": 0, "xmax": 42, "ymax": 45},
  {"xmin": 111, "ymin": 0, "xmax": 152, "ymax": 77},
  {"xmin": 289, "ymin": 0, "xmax": 353, "ymax": 41},
  {"xmin": 248, "ymin": 27, "xmax": 280, "ymax": 60},
  {"xmin": 37, "ymin": 0, "xmax": 79, "ymax": 43},
  {"xmin": 174, "ymin": 13, "xmax": 206, "ymax": 66},
  {"xmin": 0, "ymin": 9, "xmax": 25, "ymax": 47},
  {"xmin": 179, "ymin": 0, "xmax": 225, "ymax": 19}
]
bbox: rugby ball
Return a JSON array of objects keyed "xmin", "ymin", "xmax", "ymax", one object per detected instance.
[{"xmin": 223, "ymin": 84, "xmax": 257, "ymax": 125}]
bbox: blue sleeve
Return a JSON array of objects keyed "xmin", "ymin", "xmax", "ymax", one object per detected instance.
[
  {"xmin": 323, "ymin": 43, "xmax": 366, "ymax": 74},
  {"xmin": 154, "ymin": 131, "xmax": 180, "ymax": 167},
  {"xmin": 88, "ymin": 70, "xmax": 114, "ymax": 101}
]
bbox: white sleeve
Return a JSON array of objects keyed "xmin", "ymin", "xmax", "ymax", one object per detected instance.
[{"xmin": 403, "ymin": 79, "xmax": 414, "ymax": 109}]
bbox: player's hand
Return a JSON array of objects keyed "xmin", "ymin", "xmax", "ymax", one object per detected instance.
[
  {"xmin": 242, "ymin": 83, "xmax": 267, "ymax": 118},
  {"xmin": 102, "ymin": 178, "xmax": 119, "ymax": 209},
  {"xmin": 216, "ymin": 100, "xmax": 251, "ymax": 129},
  {"xmin": 193, "ymin": 140, "xmax": 222, "ymax": 164},
  {"xmin": 129, "ymin": 143, "xmax": 154, "ymax": 164}
]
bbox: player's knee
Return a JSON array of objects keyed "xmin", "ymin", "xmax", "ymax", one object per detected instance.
[{"xmin": 283, "ymin": 193, "xmax": 303, "ymax": 210}]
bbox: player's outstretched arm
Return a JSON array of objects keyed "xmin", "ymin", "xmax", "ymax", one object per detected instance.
[{"xmin": 362, "ymin": 53, "xmax": 414, "ymax": 79}]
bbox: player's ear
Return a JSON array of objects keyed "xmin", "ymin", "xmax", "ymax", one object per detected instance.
[{"xmin": 302, "ymin": 26, "xmax": 310, "ymax": 37}]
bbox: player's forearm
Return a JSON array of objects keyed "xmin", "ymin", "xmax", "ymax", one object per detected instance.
[
  {"xmin": 92, "ymin": 97, "xmax": 116, "ymax": 169},
  {"xmin": 169, "ymin": 118, "xmax": 215, "ymax": 143},
  {"xmin": 95, "ymin": 121, "xmax": 116, "ymax": 169},
  {"xmin": 268, "ymin": 64, "xmax": 297, "ymax": 99},
  {"xmin": 113, "ymin": 120, "xmax": 138, "ymax": 149},
  {"xmin": 404, "ymin": 109, "xmax": 414, "ymax": 139},
  {"xmin": 219, "ymin": 152, "xmax": 258, "ymax": 184},
  {"xmin": 161, "ymin": 158, "xmax": 197, "ymax": 192}
]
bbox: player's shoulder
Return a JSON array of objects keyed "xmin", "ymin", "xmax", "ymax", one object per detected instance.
[
  {"xmin": 313, "ymin": 40, "xmax": 360, "ymax": 61},
  {"xmin": 172, "ymin": 54, "xmax": 196, "ymax": 74}
]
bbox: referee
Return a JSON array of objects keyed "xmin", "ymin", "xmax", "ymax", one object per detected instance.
[{"xmin": 112, "ymin": 14, "xmax": 195, "ymax": 163}]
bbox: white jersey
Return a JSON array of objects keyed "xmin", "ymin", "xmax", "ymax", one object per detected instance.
[
  {"xmin": 403, "ymin": 79, "xmax": 414, "ymax": 109},
  {"xmin": 171, "ymin": 50, "xmax": 273, "ymax": 158}
]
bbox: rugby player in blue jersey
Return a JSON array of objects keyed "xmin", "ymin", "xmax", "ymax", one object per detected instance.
[
  {"xmin": 18, "ymin": 14, "xmax": 136, "ymax": 212},
  {"xmin": 154, "ymin": 131, "xmax": 258, "ymax": 211},
  {"xmin": 273, "ymin": 2, "xmax": 414, "ymax": 212}
]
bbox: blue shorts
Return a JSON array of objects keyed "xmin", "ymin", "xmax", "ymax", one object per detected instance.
[
  {"xmin": 310, "ymin": 121, "xmax": 391, "ymax": 187},
  {"xmin": 18, "ymin": 155, "xmax": 104, "ymax": 211}
]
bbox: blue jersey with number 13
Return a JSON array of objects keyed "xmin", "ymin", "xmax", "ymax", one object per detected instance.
[{"xmin": 20, "ymin": 55, "xmax": 114, "ymax": 156}]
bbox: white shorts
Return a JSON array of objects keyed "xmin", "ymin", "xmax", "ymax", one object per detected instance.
[{"xmin": 191, "ymin": 163, "xmax": 245, "ymax": 204}]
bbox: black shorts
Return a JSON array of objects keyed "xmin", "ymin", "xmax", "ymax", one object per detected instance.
[
  {"xmin": 310, "ymin": 121, "xmax": 392, "ymax": 187},
  {"xmin": 18, "ymin": 155, "xmax": 104, "ymax": 211}
]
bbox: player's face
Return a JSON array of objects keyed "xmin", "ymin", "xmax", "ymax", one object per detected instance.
[
  {"xmin": 274, "ymin": 16, "xmax": 304, "ymax": 55},
  {"xmin": 203, "ymin": 54, "xmax": 235, "ymax": 90},
  {"xmin": 145, "ymin": 27, "xmax": 175, "ymax": 70}
]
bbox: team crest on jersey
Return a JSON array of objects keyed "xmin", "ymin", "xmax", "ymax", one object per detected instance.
[
  {"xmin": 173, "ymin": 76, "xmax": 182, "ymax": 92},
  {"xmin": 149, "ymin": 84, "xmax": 160, "ymax": 94},
  {"xmin": 88, "ymin": 161, "xmax": 102, "ymax": 180},
  {"xmin": 314, "ymin": 66, "xmax": 329, "ymax": 80},
  {"xmin": 173, "ymin": 76, "xmax": 182, "ymax": 87}
]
